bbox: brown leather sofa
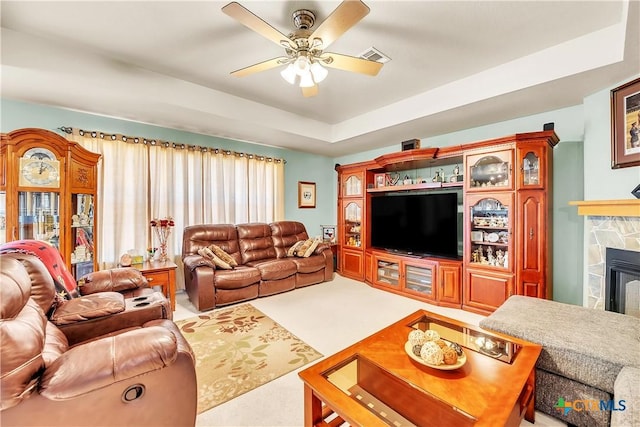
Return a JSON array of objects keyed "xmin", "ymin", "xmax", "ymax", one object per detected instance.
[
  {"xmin": 0, "ymin": 256, "xmax": 197, "ymax": 427},
  {"xmin": 182, "ymin": 221, "xmax": 333, "ymax": 311},
  {"xmin": 0, "ymin": 250, "xmax": 172, "ymax": 346}
]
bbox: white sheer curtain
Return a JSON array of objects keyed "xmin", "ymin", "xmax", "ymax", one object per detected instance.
[
  {"xmin": 69, "ymin": 132, "xmax": 149, "ymax": 269},
  {"xmin": 68, "ymin": 129, "xmax": 285, "ymax": 284}
]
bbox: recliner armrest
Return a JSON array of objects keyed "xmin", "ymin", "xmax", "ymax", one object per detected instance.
[
  {"xmin": 78, "ymin": 268, "xmax": 149, "ymax": 295},
  {"xmin": 39, "ymin": 325, "xmax": 178, "ymax": 399},
  {"xmin": 183, "ymin": 254, "xmax": 215, "ymax": 271},
  {"xmin": 314, "ymin": 243, "xmax": 332, "ymax": 255},
  {"xmin": 50, "ymin": 292, "xmax": 125, "ymax": 326}
]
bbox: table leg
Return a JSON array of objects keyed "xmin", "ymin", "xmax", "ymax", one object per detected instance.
[{"xmin": 304, "ymin": 384, "xmax": 323, "ymax": 427}]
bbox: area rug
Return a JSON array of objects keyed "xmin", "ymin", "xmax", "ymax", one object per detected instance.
[{"xmin": 175, "ymin": 303, "xmax": 323, "ymax": 414}]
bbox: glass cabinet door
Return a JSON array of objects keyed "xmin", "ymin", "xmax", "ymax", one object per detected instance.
[
  {"xmin": 517, "ymin": 146, "xmax": 545, "ymax": 189},
  {"xmin": 343, "ymin": 201, "xmax": 362, "ymax": 247},
  {"xmin": 343, "ymin": 173, "xmax": 363, "ymax": 197},
  {"xmin": 467, "ymin": 150, "xmax": 513, "ymax": 190},
  {"xmin": 70, "ymin": 193, "xmax": 95, "ymax": 278},
  {"xmin": 0, "ymin": 191, "xmax": 6, "ymax": 245},
  {"xmin": 375, "ymin": 258, "xmax": 399, "ymax": 287},
  {"xmin": 17, "ymin": 191, "xmax": 61, "ymax": 248},
  {"xmin": 468, "ymin": 195, "xmax": 512, "ymax": 270},
  {"xmin": 404, "ymin": 263, "xmax": 436, "ymax": 299}
]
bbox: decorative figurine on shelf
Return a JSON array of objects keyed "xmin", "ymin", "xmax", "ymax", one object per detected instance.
[
  {"xmin": 403, "ymin": 175, "xmax": 412, "ymax": 185},
  {"xmin": 496, "ymin": 250, "xmax": 505, "ymax": 267},
  {"xmin": 432, "ymin": 170, "xmax": 441, "ymax": 182},
  {"xmin": 389, "ymin": 173, "xmax": 400, "ymax": 186}
]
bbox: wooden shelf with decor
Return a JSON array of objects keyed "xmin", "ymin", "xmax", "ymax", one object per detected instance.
[
  {"xmin": 336, "ymin": 131, "xmax": 558, "ymax": 314},
  {"xmin": 1, "ymin": 128, "xmax": 101, "ymax": 280}
]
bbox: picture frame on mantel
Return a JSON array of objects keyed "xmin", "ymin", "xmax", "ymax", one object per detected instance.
[
  {"xmin": 298, "ymin": 181, "xmax": 316, "ymax": 208},
  {"xmin": 611, "ymin": 77, "xmax": 640, "ymax": 169}
]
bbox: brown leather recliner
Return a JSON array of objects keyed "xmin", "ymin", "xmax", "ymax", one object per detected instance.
[
  {"xmin": 0, "ymin": 256, "xmax": 197, "ymax": 427},
  {"xmin": 1, "ymin": 250, "xmax": 171, "ymax": 346}
]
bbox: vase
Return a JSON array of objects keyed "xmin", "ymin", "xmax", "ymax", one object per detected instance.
[{"xmin": 158, "ymin": 242, "xmax": 168, "ymax": 262}]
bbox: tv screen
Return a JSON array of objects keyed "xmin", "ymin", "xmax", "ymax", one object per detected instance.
[{"xmin": 370, "ymin": 192, "xmax": 460, "ymax": 259}]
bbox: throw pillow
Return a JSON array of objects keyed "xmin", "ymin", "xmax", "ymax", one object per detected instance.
[
  {"xmin": 198, "ymin": 247, "xmax": 233, "ymax": 270},
  {"xmin": 287, "ymin": 240, "xmax": 306, "ymax": 257},
  {"xmin": 208, "ymin": 244, "xmax": 238, "ymax": 267},
  {"xmin": 299, "ymin": 238, "xmax": 321, "ymax": 258}
]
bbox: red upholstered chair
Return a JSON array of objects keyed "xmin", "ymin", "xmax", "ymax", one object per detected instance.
[
  {"xmin": 0, "ymin": 240, "xmax": 171, "ymax": 345},
  {"xmin": 0, "ymin": 256, "xmax": 197, "ymax": 427}
]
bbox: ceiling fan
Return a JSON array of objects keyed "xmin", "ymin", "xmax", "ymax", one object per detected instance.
[{"xmin": 222, "ymin": 0, "xmax": 384, "ymax": 97}]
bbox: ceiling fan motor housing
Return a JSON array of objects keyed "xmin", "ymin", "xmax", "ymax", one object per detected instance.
[{"xmin": 292, "ymin": 9, "xmax": 315, "ymax": 30}]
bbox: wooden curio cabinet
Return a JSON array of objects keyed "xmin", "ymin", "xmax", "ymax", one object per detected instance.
[
  {"xmin": 463, "ymin": 132, "xmax": 557, "ymax": 314},
  {"xmin": 337, "ymin": 163, "xmax": 371, "ymax": 281},
  {"xmin": 1, "ymin": 128, "xmax": 101, "ymax": 280}
]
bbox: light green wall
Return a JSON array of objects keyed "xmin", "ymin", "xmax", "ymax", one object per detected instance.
[
  {"xmin": 334, "ymin": 105, "xmax": 586, "ymax": 305},
  {"xmin": 0, "ymin": 98, "xmax": 336, "ymax": 235}
]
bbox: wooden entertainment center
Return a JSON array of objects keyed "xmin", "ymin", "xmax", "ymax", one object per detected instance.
[{"xmin": 336, "ymin": 130, "xmax": 558, "ymax": 315}]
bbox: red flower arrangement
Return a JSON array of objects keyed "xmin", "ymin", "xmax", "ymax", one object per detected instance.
[{"xmin": 150, "ymin": 217, "xmax": 174, "ymax": 261}]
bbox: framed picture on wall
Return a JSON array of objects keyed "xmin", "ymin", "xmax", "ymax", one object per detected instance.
[
  {"xmin": 611, "ymin": 77, "xmax": 640, "ymax": 169},
  {"xmin": 298, "ymin": 181, "xmax": 316, "ymax": 208}
]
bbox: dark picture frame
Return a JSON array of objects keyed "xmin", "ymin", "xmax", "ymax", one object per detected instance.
[
  {"xmin": 298, "ymin": 181, "xmax": 316, "ymax": 208},
  {"xmin": 611, "ymin": 77, "xmax": 640, "ymax": 169}
]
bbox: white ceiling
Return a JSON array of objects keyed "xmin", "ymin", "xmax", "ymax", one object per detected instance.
[{"xmin": 1, "ymin": 1, "xmax": 639, "ymax": 157}]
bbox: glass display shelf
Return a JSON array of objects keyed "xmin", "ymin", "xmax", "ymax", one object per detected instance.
[
  {"xmin": 17, "ymin": 191, "xmax": 60, "ymax": 249},
  {"xmin": 469, "ymin": 154, "xmax": 511, "ymax": 189},
  {"xmin": 522, "ymin": 151, "xmax": 540, "ymax": 186},
  {"xmin": 344, "ymin": 175, "xmax": 362, "ymax": 197},
  {"xmin": 70, "ymin": 193, "xmax": 95, "ymax": 277},
  {"xmin": 344, "ymin": 201, "xmax": 362, "ymax": 247},
  {"xmin": 469, "ymin": 198, "xmax": 509, "ymax": 269}
]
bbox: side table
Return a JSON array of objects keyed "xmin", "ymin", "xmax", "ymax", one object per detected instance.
[{"xmin": 134, "ymin": 260, "xmax": 177, "ymax": 311}]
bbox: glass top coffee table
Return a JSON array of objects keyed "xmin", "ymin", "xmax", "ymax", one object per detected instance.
[{"xmin": 298, "ymin": 309, "xmax": 542, "ymax": 427}]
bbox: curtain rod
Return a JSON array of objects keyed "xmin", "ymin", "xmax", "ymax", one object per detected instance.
[{"xmin": 58, "ymin": 126, "xmax": 286, "ymax": 163}]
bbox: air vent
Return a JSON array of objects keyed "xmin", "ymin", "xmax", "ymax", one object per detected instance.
[{"xmin": 358, "ymin": 47, "xmax": 391, "ymax": 63}]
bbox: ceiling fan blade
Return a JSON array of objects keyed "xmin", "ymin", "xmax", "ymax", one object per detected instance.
[
  {"xmin": 302, "ymin": 85, "xmax": 318, "ymax": 98},
  {"xmin": 222, "ymin": 2, "xmax": 295, "ymax": 48},
  {"xmin": 323, "ymin": 52, "xmax": 383, "ymax": 76},
  {"xmin": 309, "ymin": 0, "xmax": 370, "ymax": 50},
  {"xmin": 231, "ymin": 57, "xmax": 288, "ymax": 77}
]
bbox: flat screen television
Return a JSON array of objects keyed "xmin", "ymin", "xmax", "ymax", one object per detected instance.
[{"xmin": 370, "ymin": 192, "xmax": 461, "ymax": 259}]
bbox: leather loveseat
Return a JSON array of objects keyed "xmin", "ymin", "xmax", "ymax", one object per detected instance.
[
  {"xmin": 0, "ymin": 256, "xmax": 198, "ymax": 427},
  {"xmin": 182, "ymin": 221, "xmax": 334, "ymax": 311}
]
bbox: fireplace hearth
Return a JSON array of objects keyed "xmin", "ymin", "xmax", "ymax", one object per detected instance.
[{"xmin": 605, "ymin": 247, "xmax": 640, "ymax": 317}]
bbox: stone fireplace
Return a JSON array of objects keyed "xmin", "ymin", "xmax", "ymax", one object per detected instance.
[
  {"xmin": 605, "ymin": 247, "xmax": 640, "ymax": 316},
  {"xmin": 584, "ymin": 214, "xmax": 640, "ymax": 310}
]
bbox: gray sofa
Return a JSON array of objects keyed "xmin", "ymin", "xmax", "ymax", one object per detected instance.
[{"xmin": 480, "ymin": 295, "xmax": 639, "ymax": 427}]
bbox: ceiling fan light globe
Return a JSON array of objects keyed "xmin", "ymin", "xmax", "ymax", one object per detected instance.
[
  {"xmin": 293, "ymin": 56, "xmax": 311, "ymax": 76},
  {"xmin": 299, "ymin": 72, "xmax": 315, "ymax": 88},
  {"xmin": 310, "ymin": 62, "xmax": 328, "ymax": 83},
  {"xmin": 280, "ymin": 64, "xmax": 296, "ymax": 85}
]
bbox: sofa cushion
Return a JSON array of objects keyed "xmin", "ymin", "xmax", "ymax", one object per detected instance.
[
  {"xmin": 237, "ymin": 223, "xmax": 277, "ymax": 263},
  {"xmin": 246, "ymin": 259, "xmax": 297, "ymax": 281},
  {"xmin": 612, "ymin": 366, "xmax": 640, "ymax": 427},
  {"xmin": 198, "ymin": 248, "xmax": 233, "ymax": 270},
  {"xmin": 290, "ymin": 255, "xmax": 325, "ymax": 274},
  {"xmin": 480, "ymin": 295, "xmax": 640, "ymax": 394},
  {"xmin": 287, "ymin": 241, "xmax": 306, "ymax": 257},
  {"xmin": 213, "ymin": 266, "xmax": 261, "ymax": 290},
  {"xmin": 288, "ymin": 238, "xmax": 320, "ymax": 258}
]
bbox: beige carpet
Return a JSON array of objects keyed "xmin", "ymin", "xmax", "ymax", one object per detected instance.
[{"xmin": 175, "ymin": 303, "xmax": 323, "ymax": 414}]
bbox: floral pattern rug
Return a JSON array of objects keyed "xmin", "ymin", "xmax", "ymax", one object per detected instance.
[{"xmin": 175, "ymin": 303, "xmax": 323, "ymax": 414}]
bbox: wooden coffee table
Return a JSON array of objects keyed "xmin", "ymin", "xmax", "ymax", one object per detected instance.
[{"xmin": 299, "ymin": 309, "xmax": 542, "ymax": 427}]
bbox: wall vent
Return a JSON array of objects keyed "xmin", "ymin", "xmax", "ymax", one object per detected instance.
[{"xmin": 358, "ymin": 47, "xmax": 391, "ymax": 63}]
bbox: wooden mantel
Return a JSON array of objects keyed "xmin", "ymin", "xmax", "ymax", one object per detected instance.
[{"xmin": 569, "ymin": 199, "xmax": 640, "ymax": 217}]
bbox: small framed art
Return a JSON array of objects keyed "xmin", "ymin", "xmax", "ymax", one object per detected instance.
[
  {"xmin": 298, "ymin": 181, "xmax": 316, "ymax": 208},
  {"xmin": 611, "ymin": 77, "xmax": 640, "ymax": 169},
  {"xmin": 321, "ymin": 225, "xmax": 336, "ymax": 243}
]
